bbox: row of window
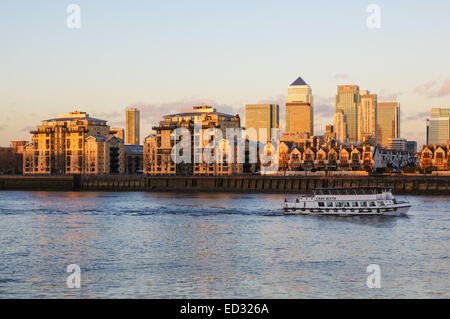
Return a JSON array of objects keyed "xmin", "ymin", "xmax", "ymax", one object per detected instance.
[{"xmin": 318, "ymin": 201, "xmax": 381, "ymax": 208}]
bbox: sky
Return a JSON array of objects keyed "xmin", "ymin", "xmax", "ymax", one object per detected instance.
[{"xmin": 1, "ymin": 0, "xmax": 450, "ymax": 147}]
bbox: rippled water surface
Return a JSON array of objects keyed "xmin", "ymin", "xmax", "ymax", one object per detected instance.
[{"xmin": 0, "ymin": 191, "xmax": 448, "ymax": 298}]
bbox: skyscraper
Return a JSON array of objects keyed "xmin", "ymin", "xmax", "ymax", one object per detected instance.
[
  {"xmin": 428, "ymin": 108, "xmax": 450, "ymax": 145},
  {"xmin": 335, "ymin": 85, "xmax": 360, "ymax": 143},
  {"xmin": 358, "ymin": 90, "xmax": 377, "ymax": 143},
  {"xmin": 285, "ymin": 76, "xmax": 314, "ymax": 135},
  {"xmin": 244, "ymin": 104, "xmax": 279, "ymax": 143},
  {"xmin": 126, "ymin": 107, "xmax": 140, "ymax": 145},
  {"xmin": 377, "ymin": 102, "xmax": 400, "ymax": 147},
  {"xmin": 334, "ymin": 110, "xmax": 347, "ymax": 143}
]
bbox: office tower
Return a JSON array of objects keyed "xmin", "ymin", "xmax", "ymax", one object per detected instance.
[
  {"xmin": 323, "ymin": 124, "xmax": 336, "ymax": 143},
  {"xmin": 358, "ymin": 90, "xmax": 377, "ymax": 143},
  {"xmin": 406, "ymin": 141, "xmax": 417, "ymax": 153},
  {"xmin": 335, "ymin": 85, "xmax": 360, "ymax": 143},
  {"xmin": 387, "ymin": 138, "xmax": 407, "ymax": 152},
  {"xmin": 427, "ymin": 108, "xmax": 450, "ymax": 145},
  {"xmin": 325, "ymin": 124, "xmax": 334, "ymax": 135},
  {"xmin": 126, "ymin": 107, "xmax": 140, "ymax": 145},
  {"xmin": 110, "ymin": 127, "xmax": 125, "ymax": 140},
  {"xmin": 431, "ymin": 108, "xmax": 450, "ymax": 117},
  {"xmin": 285, "ymin": 77, "xmax": 314, "ymax": 135},
  {"xmin": 245, "ymin": 104, "xmax": 279, "ymax": 143},
  {"xmin": 377, "ymin": 102, "xmax": 400, "ymax": 147},
  {"xmin": 334, "ymin": 110, "xmax": 347, "ymax": 143}
]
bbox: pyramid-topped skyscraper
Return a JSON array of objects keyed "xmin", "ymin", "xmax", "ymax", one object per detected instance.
[{"xmin": 285, "ymin": 76, "xmax": 314, "ymax": 135}]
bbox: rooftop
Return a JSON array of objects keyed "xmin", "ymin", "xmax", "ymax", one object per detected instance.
[{"xmin": 290, "ymin": 76, "xmax": 308, "ymax": 86}]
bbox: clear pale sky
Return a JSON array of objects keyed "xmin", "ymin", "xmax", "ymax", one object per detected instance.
[{"xmin": 1, "ymin": 0, "xmax": 450, "ymax": 147}]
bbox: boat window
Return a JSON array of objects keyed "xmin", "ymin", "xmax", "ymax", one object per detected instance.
[
  {"xmin": 369, "ymin": 202, "xmax": 377, "ymax": 207},
  {"xmin": 352, "ymin": 202, "xmax": 359, "ymax": 207},
  {"xmin": 326, "ymin": 202, "xmax": 334, "ymax": 208},
  {"xmin": 379, "ymin": 201, "xmax": 385, "ymax": 206},
  {"xmin": 335, "ymin": 202, "xmax": 343, "ymax": 207},
  {"xmin": 318, "ymin": 202, "xmax": 325, "ymax": 207},
  {"xmin": 343, "ymin": 202, "xmax": 350, "ymax": 208},
  {"xmin": 360, "ymin": 202, "xmax": 368, "ymax": 207}
]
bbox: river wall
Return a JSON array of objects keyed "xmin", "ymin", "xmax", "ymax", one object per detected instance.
[{"xmin": 1, "ymin": 175, "xmax": 449, "ymax": 195}]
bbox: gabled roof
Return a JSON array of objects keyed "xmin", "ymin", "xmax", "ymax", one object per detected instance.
[
  {"xmin": 290, "ymin": 76, "xmax": 308, "ymax": 86},
  {"xmin": 281, "ymin": 141, "xmax": 297, "ymax": 151}
]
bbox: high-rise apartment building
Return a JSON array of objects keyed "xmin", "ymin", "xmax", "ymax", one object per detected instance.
[
  {"xmin": 428, "ymin": 108, "xmax": 450, "ymax": 145},
  {"xmin": 334, "ymin": 110, "xmax": 347, "ymax": 144},
  {"xmin": 358, "ymin": 90, "xmax": 377, "ymax": 143},
  {"xmin": 285, "ymin": 77, "xmax": 314, "ymax": 135},
  {"xmin": 126, "ymin": 107, "xmax": 140, "ymax": 145},
  {"xmin": 23, "ymin": 111, "xmax": 124, "ymax": 175},
  {"xmin": 335, "ymin": 85, "xmax": 360, "ymax": 143},
  {"xmin": 147, "ymin": 105, "xmax": 242, "ymax": 176},
  {"xmin": 377, "ymin": 102, "xmax": 400, "ymax": 147},
  {"xmin": 244, "ymin": 104, "xmax": 279, "ymax": 143}
]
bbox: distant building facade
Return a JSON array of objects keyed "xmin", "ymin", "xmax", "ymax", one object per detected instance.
[
  {"xmin": 358, "ymin": 90, "xmax": 377, "ymax": 143},
  {"xmin": 419, "ymin": 142, "xmax": 450, "ymax": 171},
  {"xmin": 406, "ymin": 141, "xmax": 418, "ymax": 153},
  {"xmin": 335, "ymin": 85, "xmax": 360, "ymax": 143},
  {"xmin": 244, "ymin": 104, "xmax": 279, "ymax": 143},
  {"xmin": 85, "ymin": 136, "xmax": 125, "ymax": 174},
  {"xmin": 124, "ymin": 144, "xmax": 143, "ymax": 174},
  {"xmin": 126, "ymin": 107, "xmax": 140, "ymax": 145},
  {"xmin": 285, "ymin": 77, "xmax": 314, "ymax": 135},
  {"xmin": 278, "ymin": 142, "xmax": 416, "ymax": 172},
  {"xmin": 377, "ymin": 102, "xmax": 400, "ymax": 147},
  {"xmin": 110, "ymin": 127, "xmax": 125, "ymax": 140},
  {"xmin": 387, "ymin": 138, "xmax": 407, "ymax": 152},
  {"xmin": 334, "ymin": 110, "xmax": 347, "ymax": 144},
  {"xmin": 427, "ymin": 108, "xmax": 450, "ymax": 145}
]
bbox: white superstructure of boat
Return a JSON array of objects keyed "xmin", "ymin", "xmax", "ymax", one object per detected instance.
[{"xmin": 283, "ymin": 187, "xmax": 410, "ymax": 216}]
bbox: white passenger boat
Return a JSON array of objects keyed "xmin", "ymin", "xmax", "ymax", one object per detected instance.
[{"xmin": 283, "ymin": 187, "xmax": 410, "ymax": 216}]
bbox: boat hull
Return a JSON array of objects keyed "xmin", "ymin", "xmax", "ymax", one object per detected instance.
[{"xmin": 283, "ymin": 204, "xmax": 410, "ymax": 216}]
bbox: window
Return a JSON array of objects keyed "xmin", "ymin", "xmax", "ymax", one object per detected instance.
[
  {"xmin": 335, "ymin": 202, "xmax": 343, "ymax": 207},
  {"xmin": 369, "ymin": 202, "xmax": 377, "ymax": 207},
  {"xmin": 360, "ymin": 202, "xmax": 368, "ymax": 207},
  {"xmin": 318, "ymin": 202, "xmax": 325, "ymax": 207},
  {"xmin": 343, "ymin": 202, "xmax": 350, "ymax": 208},
  {"xmin": 326, "ymin": 202, "xmax": 334, "ymax": 208},
  {"xmin": 379, "ymin": 201, "xmax": 385, "ymax": 207},
  {"xmin": 352, "ymin": 202, "xmax": 359, "ymax": 207}
]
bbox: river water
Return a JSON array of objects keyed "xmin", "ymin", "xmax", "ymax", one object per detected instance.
[{"xmin": 0, "ymin": 191, "xmax": 448, "ymax": 298}]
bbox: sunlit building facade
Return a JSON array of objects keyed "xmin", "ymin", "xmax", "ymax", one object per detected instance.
[
  {"xmin": 285, "ymin": 77, "xmax": 314, "ymax": 135},
  {"xmin": 358, "ymin": 90, "xmax": 377, "ymax": 143},
  {"xmin": 335, "ymin": 85, "xmax": 360, "ymax": 143},
  {"xmin": 126, "ymin": 107, "xmax": 140, "ymax": 145},
  {"xmin": 427, "ymin": 108, "xmax": 450, "ymax": 146},
  {"xmin": 147, "ymin": 105, "xmax": 242, "ymax": 175},
  {"xmin": 23, "ymin": 111, "xmax": 123, "ymax": 175},
  {"xmin": 377, "ymin": 102, "xmax": 400, "ymax": 147},
  {"xmin": 110, "ymin": 127, "xmax": 125, "ymax": 140},
  {"xmin": 334, "ymin": 110, "xmax": 347, "ymax": 144},
  {"xmin": 244, "ymin": 104, "xmax": 279, "ymax": 143}
]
